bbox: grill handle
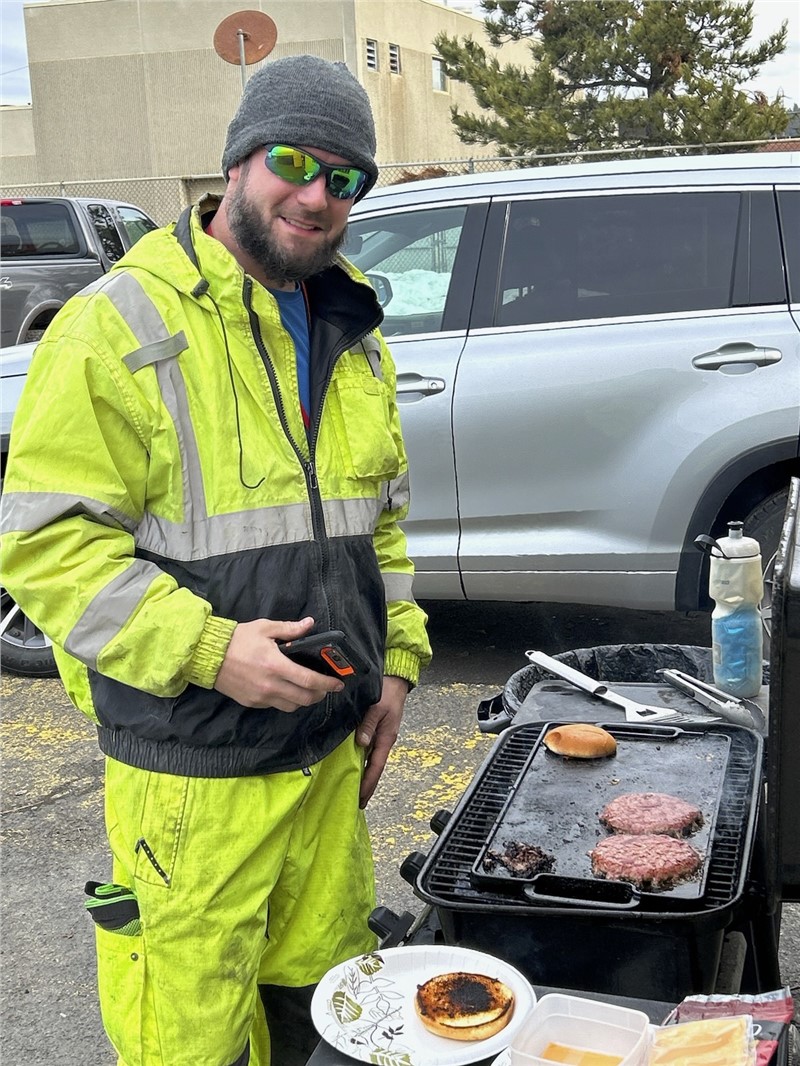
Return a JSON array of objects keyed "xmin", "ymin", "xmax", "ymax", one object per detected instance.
[
  {"xmin": 523, "ymin": 873, "xmax": 641, "ymax": 910},
  {"xmin": 477, "ymin": 692, "xmax": 515, "ymax": 733}
]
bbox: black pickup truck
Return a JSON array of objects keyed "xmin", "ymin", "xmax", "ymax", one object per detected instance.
[
  {"xmin": 0, "ymin": 196, "xmax": 158, "ymax": 675},
  {"xmin": 0, "ymin": 196, "xmax": 158, "ymax": 347}
]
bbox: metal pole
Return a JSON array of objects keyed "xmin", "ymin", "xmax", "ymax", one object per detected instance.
[{"xmin": 237, "ymin": 29, "xmax": 247, "ymax": 92}]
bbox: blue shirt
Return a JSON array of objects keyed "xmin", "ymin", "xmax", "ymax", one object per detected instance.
[{"xmin": 270, "ymin": 285, "xmax": 311, "ymax": 429}]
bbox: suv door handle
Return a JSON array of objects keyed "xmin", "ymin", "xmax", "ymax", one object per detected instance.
[
  {"xmin": 396, "ymin": 373, "xmax": 446, "ymax": 396},
  {"xmin": 692, "ymin": 342, "xmax": 782, "ymax": 370}
]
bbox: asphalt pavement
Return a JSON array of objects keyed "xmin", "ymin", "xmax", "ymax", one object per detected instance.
[{"xmin": 2, "ymin": 600, "xmax": 797, "ymax": 1064}]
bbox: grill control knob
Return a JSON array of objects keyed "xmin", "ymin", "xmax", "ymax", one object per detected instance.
[
  {"xmin": 430, "ymin": 809, "xmax": 452, "ymax": 834},
  {"xmin": 400, "ymin": 851, "xmax": 427, "ymax": 885}
]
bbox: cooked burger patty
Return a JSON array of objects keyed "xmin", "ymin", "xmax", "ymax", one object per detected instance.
[
  {"xmin": 590, "ymin": 833, "xmax": 702, "ymax": 889},
  {"xmin": 483, "ymin": 840, "xmax": 556, "ymax": 878},
  {"xmin": 599, "ymin": 792, "xmax": 703, "ymax": 837}
]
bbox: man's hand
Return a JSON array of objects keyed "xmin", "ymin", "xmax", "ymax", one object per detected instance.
[
  {"xmin": 356, "ymin": 675, "xmax": 410, "ymax": 808},
  {"xmin": 214, "ymin": 617, "xmax": 345, "ymax": 712}
]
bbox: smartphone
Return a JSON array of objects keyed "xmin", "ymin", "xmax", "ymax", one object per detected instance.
[{"xmin": 278, "ymin": 629, "xmax": 368, "ymax": 679}]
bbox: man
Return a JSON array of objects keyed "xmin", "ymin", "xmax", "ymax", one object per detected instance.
[{"xmin": 0, "ymin": 55, "xmax": 431, "ymax": 1066}]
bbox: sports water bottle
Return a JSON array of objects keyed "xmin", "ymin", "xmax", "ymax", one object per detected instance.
[{"xmin": 700, "ymin": 522, "xmax": 764, "ymax": 699}]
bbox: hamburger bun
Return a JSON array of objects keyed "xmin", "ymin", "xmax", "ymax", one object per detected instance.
[
  {"xmin": 543, "ymin": 723, "xmax": 617, "ymax": 759},
  {"xmin": 414, "ymin": 971, "xmax": 515, "ymax": 1041}
]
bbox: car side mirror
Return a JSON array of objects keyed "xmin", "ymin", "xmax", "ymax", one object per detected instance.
[{"xmin": 366, "ymin": 272, "xmax": 393, "ymax": 308}]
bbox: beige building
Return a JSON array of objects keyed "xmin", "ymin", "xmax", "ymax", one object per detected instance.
[{"xmin": 0, "ymin": 0, "xmax": 530, "ymax": 192}]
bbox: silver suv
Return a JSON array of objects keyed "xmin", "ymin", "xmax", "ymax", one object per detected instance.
[
  {"xmin": 2, "ymin": 153, "xmax": 798, "ymax": 676},
  {"xmin": 347, "ymin": 151, "xmax": 799, "ymax": 614}
]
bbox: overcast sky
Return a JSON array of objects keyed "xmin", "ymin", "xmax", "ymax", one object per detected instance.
[{"xmin": 1, "ymin": 0, "xmax": 798, "ymax": 109}]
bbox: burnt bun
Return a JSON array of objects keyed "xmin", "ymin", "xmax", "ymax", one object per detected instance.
[
  {"xmin": 543, "ymin": 723, "xmax": 617, "ymax": 759},
  {"xmin": 414, "ymin": 971, "xmax": 515, "ymax": 1041}
]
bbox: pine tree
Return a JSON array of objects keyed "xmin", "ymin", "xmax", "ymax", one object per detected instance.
[{"xmin": 434, "ymin": 0, "xmax": 788, "ymax": 159}]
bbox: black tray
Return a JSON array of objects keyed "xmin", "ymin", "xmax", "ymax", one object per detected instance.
[{"xmin": 470, "ymin": 723, "xmax": 730, "ymax": 909}]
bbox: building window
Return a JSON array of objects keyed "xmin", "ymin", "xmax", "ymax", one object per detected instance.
[
  {"xmin": 389, "ymin": 43, "xmax": 402, "ymax": 75},
  {"xmin": 365, "ymin": 39, "xmax": 378, "ymax": 71},
  {"xmin": 432, "ymin": 56, "xmax": 447, "ymax": 92}
]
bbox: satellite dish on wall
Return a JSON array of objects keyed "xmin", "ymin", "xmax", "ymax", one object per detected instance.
[{"xmin": 213, "ymin": 10, "xmax": 278, "ymax": 91}]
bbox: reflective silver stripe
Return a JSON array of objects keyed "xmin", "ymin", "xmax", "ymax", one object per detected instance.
[
  {"xmin": 382, "ymin": 571, "xmax": 416, "ymax": 603},
  {"xmin": 1, "ymin": 489, "xmax": 380, "ymax": 563},
  {"xmin": 322, "ymin": 496, "xmax": 382, "ymax": 538},
  {"xmin": 133, "ymin": 496, "xmax": 380, "ymax": 561},
  {"xmin": 95, "ymin": 272, "xmax": 208, "ymax": 524},
  {"xmin": 64, "ymin": 561, "xmax": 161, "ymax": 668},
  {"xmin": 88, "ymin": 272, "xmax": 170, "ymax": 342},
  {"xmin": 384, "ymin": 472, "xmax": 410, "ymax": 513},
  {"xmin": 358, "ymin": 333, "xmax": 383, "ymax": 380},
  {"xmin": 154, "ymin": 357, "xmax": 207, "ymax": 520},
  {"xmin": 123, "ymin": 330, "xmax": 189, "ymax": 372},
  {"xmin": 0, "ymin": 490, "xmax": 136, "ymax": 536},
  {"xmin": 135, "ymin": 502, "xmax": 313, "ymax": 560}
]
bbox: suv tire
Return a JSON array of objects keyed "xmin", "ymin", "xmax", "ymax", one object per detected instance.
[
  {"xmin": 744, "ymin": 488, "xmax": 789, "ymax": 658},
  {"xmin": 0, "ymin": 588, "xmax": 58, "ymax": 678}
]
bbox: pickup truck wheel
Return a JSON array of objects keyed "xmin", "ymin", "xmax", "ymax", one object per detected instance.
[
  {"xmin": 744, "ymin": 488, "xmax": 789, "ymax": 660},
  {"xmin": 0, "ymin": 589, "xmax": 58, "ymax": 677}
]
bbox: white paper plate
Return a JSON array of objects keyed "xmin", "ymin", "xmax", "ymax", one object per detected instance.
[{"xmin": 311, "ymin": 944, "xmax": 536, "ymax": 1066}]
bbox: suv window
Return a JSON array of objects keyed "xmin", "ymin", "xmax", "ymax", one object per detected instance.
[
  {"xmin": 496, "ymin": 191, "xmax": 782, "ymax": 327},
  {"xmin": 87, "ymin": 203, "xmax": 125, "ymax": 262},
  {"xmin": 347, "ymin": 205, "xmax": 469, "ymax": 336},
  {"xmin": 118, "ymin": 205, "xmax": 158, "ymax": 245},
  {"xmin": 0, "ymin": 202, "xmax": 81, "ymax": 256}
]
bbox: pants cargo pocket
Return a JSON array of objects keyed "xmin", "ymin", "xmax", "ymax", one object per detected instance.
[{"xmin": 96, "ymin": 925, "xmax": 146, "ymax": 1066}]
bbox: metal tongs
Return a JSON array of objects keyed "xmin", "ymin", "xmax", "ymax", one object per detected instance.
[
  {"xmin": 658, "ymin": 669, "xmax": 761, "ymax": 729},
  {"xmin": 526, "ymin": 650, "xmax": 681, "ymax": 724}
]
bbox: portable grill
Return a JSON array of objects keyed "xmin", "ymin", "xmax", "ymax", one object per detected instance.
[
  {"xmin": 389, "ymin": 481, "xmax": 800, "ymax": 1006},
  {"xmin": 400, "ymin": 721, "xmax": 761, "ymax": 1002}
]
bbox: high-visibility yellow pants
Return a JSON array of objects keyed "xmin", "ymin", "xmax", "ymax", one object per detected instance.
[{"xmin": 96, "ymin": 734, "xmax": 377, "ymax": 1065}]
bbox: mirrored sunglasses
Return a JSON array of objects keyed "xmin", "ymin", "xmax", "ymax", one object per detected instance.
[{"xmin": 263, "ymin": 144, "xmax": 369, "ymax": 201}]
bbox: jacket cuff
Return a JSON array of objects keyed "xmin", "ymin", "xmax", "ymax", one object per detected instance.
[
  {"xmin": 186, "ymin": 615, "xmax": 237, "ymax": 689},
  {"xmin": 384, "ymin": 647, "xmax": 423, "ymax": 689}
]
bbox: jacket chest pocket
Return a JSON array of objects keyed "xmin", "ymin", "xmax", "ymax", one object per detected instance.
[{"xmin": 329, "ymin": 374, "xmax": 400, "ymax": 481}]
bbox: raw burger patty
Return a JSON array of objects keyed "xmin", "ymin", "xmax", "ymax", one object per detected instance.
[
  {"xmin": 599, "ymin": 792, "xmax": 703, "ymax": 836},
  {"xmin": 591, "ymin": 833, "xmax": 702, "ymax": 889}
]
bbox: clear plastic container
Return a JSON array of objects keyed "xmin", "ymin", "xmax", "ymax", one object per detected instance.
[{"xmin": 509, "ymin": 993, "xmax": 650, "ymax": 1066}]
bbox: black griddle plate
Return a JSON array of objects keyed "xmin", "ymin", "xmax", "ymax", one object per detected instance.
[{"xmin": 471, "ymin": 723, "xmax": 730, "ymax": 909}]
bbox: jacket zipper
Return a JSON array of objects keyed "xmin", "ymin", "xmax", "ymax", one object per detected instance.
[{"xmin": 243, "ymin": 277, "xmax": 359, "ymax": 631}]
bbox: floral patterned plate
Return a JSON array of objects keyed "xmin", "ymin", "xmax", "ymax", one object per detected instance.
[{"xmin": 310, "ymin": 944, "xmax": 536, "ymax": 1066}]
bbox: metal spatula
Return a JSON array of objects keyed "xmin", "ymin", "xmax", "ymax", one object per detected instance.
[{"xmin": 525, "ymin": 650, "xmax": 682, "ymax": 724}]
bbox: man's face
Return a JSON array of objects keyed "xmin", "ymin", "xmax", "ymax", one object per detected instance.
[{"xmin": 226, "ymin": 146, "xmax": 354, "ymax": 287}]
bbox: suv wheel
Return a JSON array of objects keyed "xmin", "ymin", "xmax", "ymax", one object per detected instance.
[
  {"xmin": 0, "ymin": 588, "xmax": 58, "ymax": 677},
  {"xmin": 744, "ymin": 489, "xmax": 789, "ymax": 660}
]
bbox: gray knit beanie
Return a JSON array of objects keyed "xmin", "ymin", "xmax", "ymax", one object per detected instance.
[{"xmin": 222, "ymin": 55, "xmax": 378, "ymax": 199}]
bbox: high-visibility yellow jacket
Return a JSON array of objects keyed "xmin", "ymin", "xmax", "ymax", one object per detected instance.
[{"xmin": 0, "ymin": 202, "xmax": 431, "ymax": 776}]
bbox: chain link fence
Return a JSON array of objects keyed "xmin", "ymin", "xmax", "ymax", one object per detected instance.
[{"xmin": 0, "ymin": 139, "xmax": 793, "ymax": 226}]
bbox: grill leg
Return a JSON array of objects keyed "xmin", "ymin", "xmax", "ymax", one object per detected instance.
[
  {"xmin": 738, "ymin": 906, "xmax": 783, "ymax": 992},
  {"xmin": 715, "ymin": 931, "xmax": 747, "ymax": 993}
]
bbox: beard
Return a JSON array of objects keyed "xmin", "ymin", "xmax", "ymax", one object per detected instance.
[{"xmin": 227, "ymin": 169, "xmax": 347, "ymax": 285}]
